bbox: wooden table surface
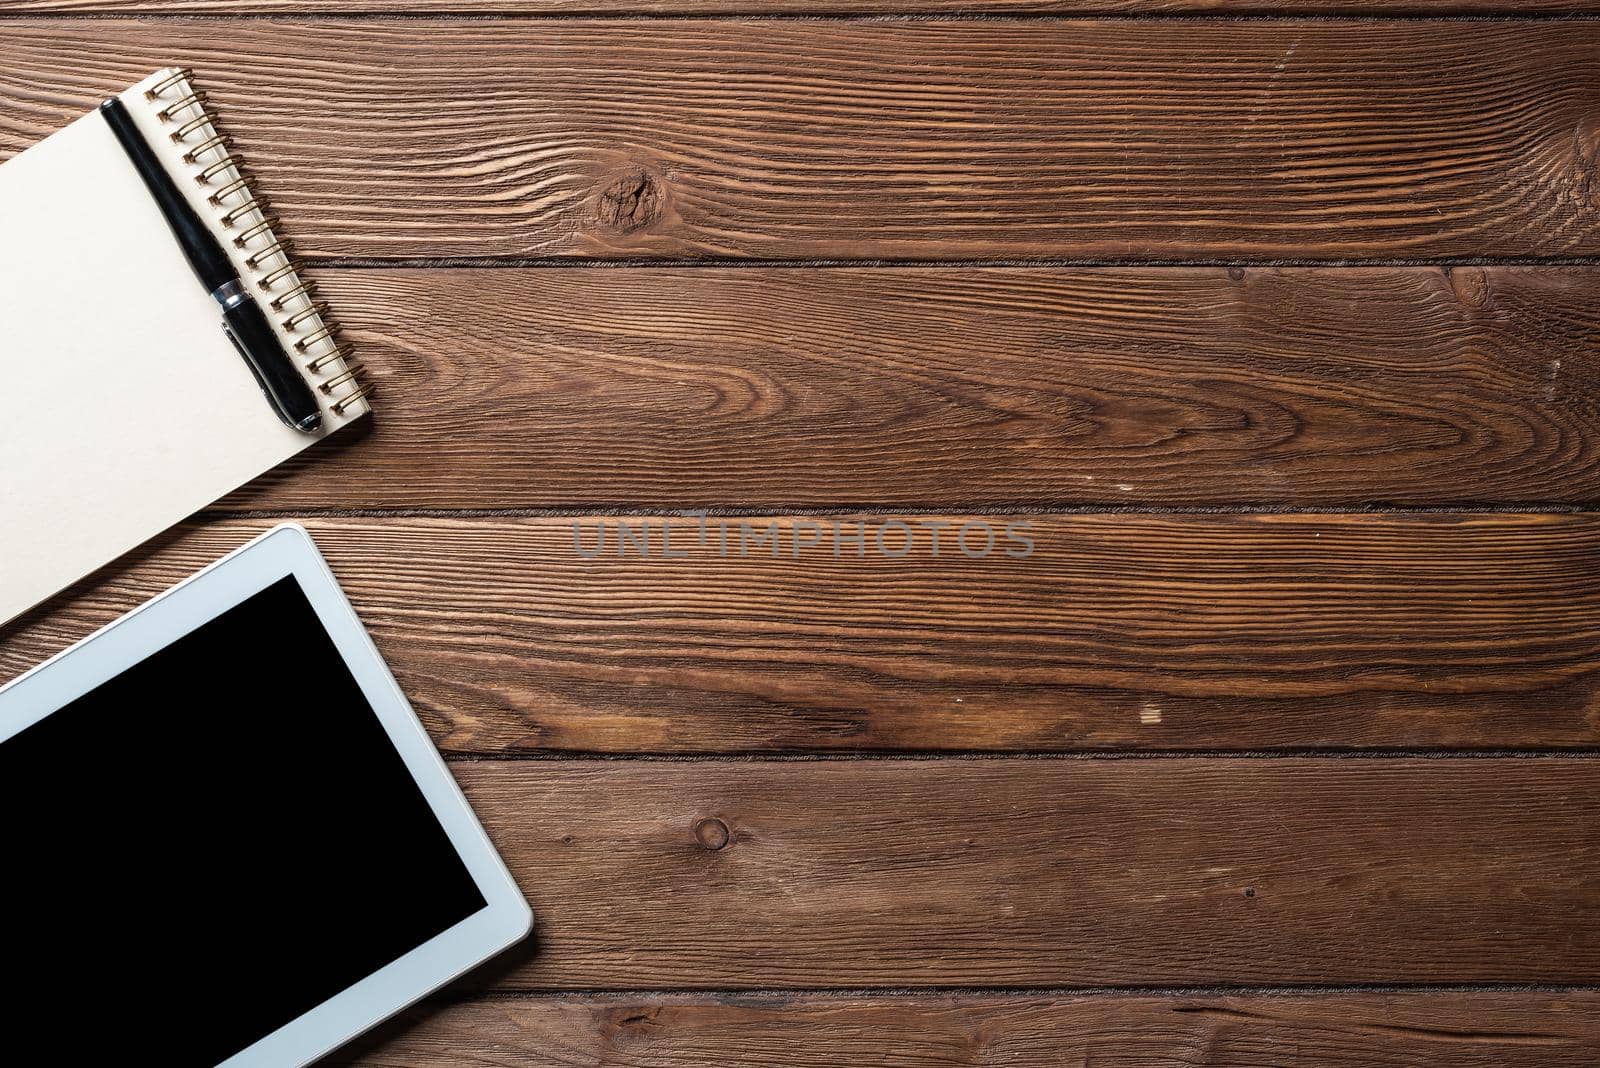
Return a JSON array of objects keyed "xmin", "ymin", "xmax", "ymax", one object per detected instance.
[{"xmin": 5, "ymin": 1, "xmax": 1600, "ymax": 1064}]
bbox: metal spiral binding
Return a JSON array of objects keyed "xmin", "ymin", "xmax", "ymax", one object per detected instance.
[{"xmin": 144, "ymin": 68, "xmax": 372, "ymax": 416}]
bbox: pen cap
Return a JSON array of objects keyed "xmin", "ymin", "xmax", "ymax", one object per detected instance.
[{"xmin": 221, "ymin": 292, "xmax": 323, "ymax": 433}]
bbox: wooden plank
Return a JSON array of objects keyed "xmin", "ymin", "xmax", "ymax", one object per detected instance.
[
  {"xmin": 4, "ymin": 20, "xmax": 1599, "ymax": 259},
  {"xmin": 227, "ymin": 265, "xmax": 1600, "ymax": 511},
  {"xmin": 5, "ymin": 514, "xmax": 1600, "ymax": 753},
  {"xmin": 333, "ymin": 991, "xmax": 1600, "ymax": 1067},
  {"xmin": 15, "ymin": 0, "xmax": 1600, "ymax": 13},
  {"xmin": 451, "ymin": 758, "xmax": 1600, "ymax": 986}
]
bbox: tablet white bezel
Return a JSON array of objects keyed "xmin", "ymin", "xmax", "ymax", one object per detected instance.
[{"xmin": 0, "ymin": 523, "xmax": 533, "ymax": 1068}]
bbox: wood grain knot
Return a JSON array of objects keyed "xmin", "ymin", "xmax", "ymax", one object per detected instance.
[
  {"xmin": 614, "ymin": 1008, "xmax": 660, "ymax": 1029},
  {"xmin": 606, "ymin": 1006, "xmax": 663, "ymax": 1046},
  {"xmin": 1448, "ymin": 266, "xmax": 1491, "ymax": 309},
  {"xmin": 597, "ymin": 169, "xmax": 664, "ymax": 233},
  {"xmin": 695, "ymin": 817, "xmax": 730, "ymax": 850}
]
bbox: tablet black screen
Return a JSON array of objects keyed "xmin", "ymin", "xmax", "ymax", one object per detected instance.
[{"xmin": 0, "ymin": 575, "xmax": 487, "ymax": 1064}]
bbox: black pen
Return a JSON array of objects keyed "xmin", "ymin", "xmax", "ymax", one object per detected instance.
[{"xmin": 99, "ymin": 96, "xmax": 322, "ymax": 433}]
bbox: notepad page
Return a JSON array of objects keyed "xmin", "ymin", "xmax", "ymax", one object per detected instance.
[{"xmin": 0, "ymin": 82, "xmax": 361, "ymax": 625}]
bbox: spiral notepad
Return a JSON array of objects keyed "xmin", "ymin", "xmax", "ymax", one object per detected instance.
[{"xmin": 0, "ymin": 68, "xmax": 371, "ymax": 626}]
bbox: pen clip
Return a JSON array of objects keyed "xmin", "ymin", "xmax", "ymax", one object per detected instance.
[{"xmin": 222, "ymin": 317, "xmax": 297, "ymax": 431}]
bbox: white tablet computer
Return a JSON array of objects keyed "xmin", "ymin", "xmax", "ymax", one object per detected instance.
[{"xmin": 0, "ymin": 524, "xmax": 532, "ymax": 1066}]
